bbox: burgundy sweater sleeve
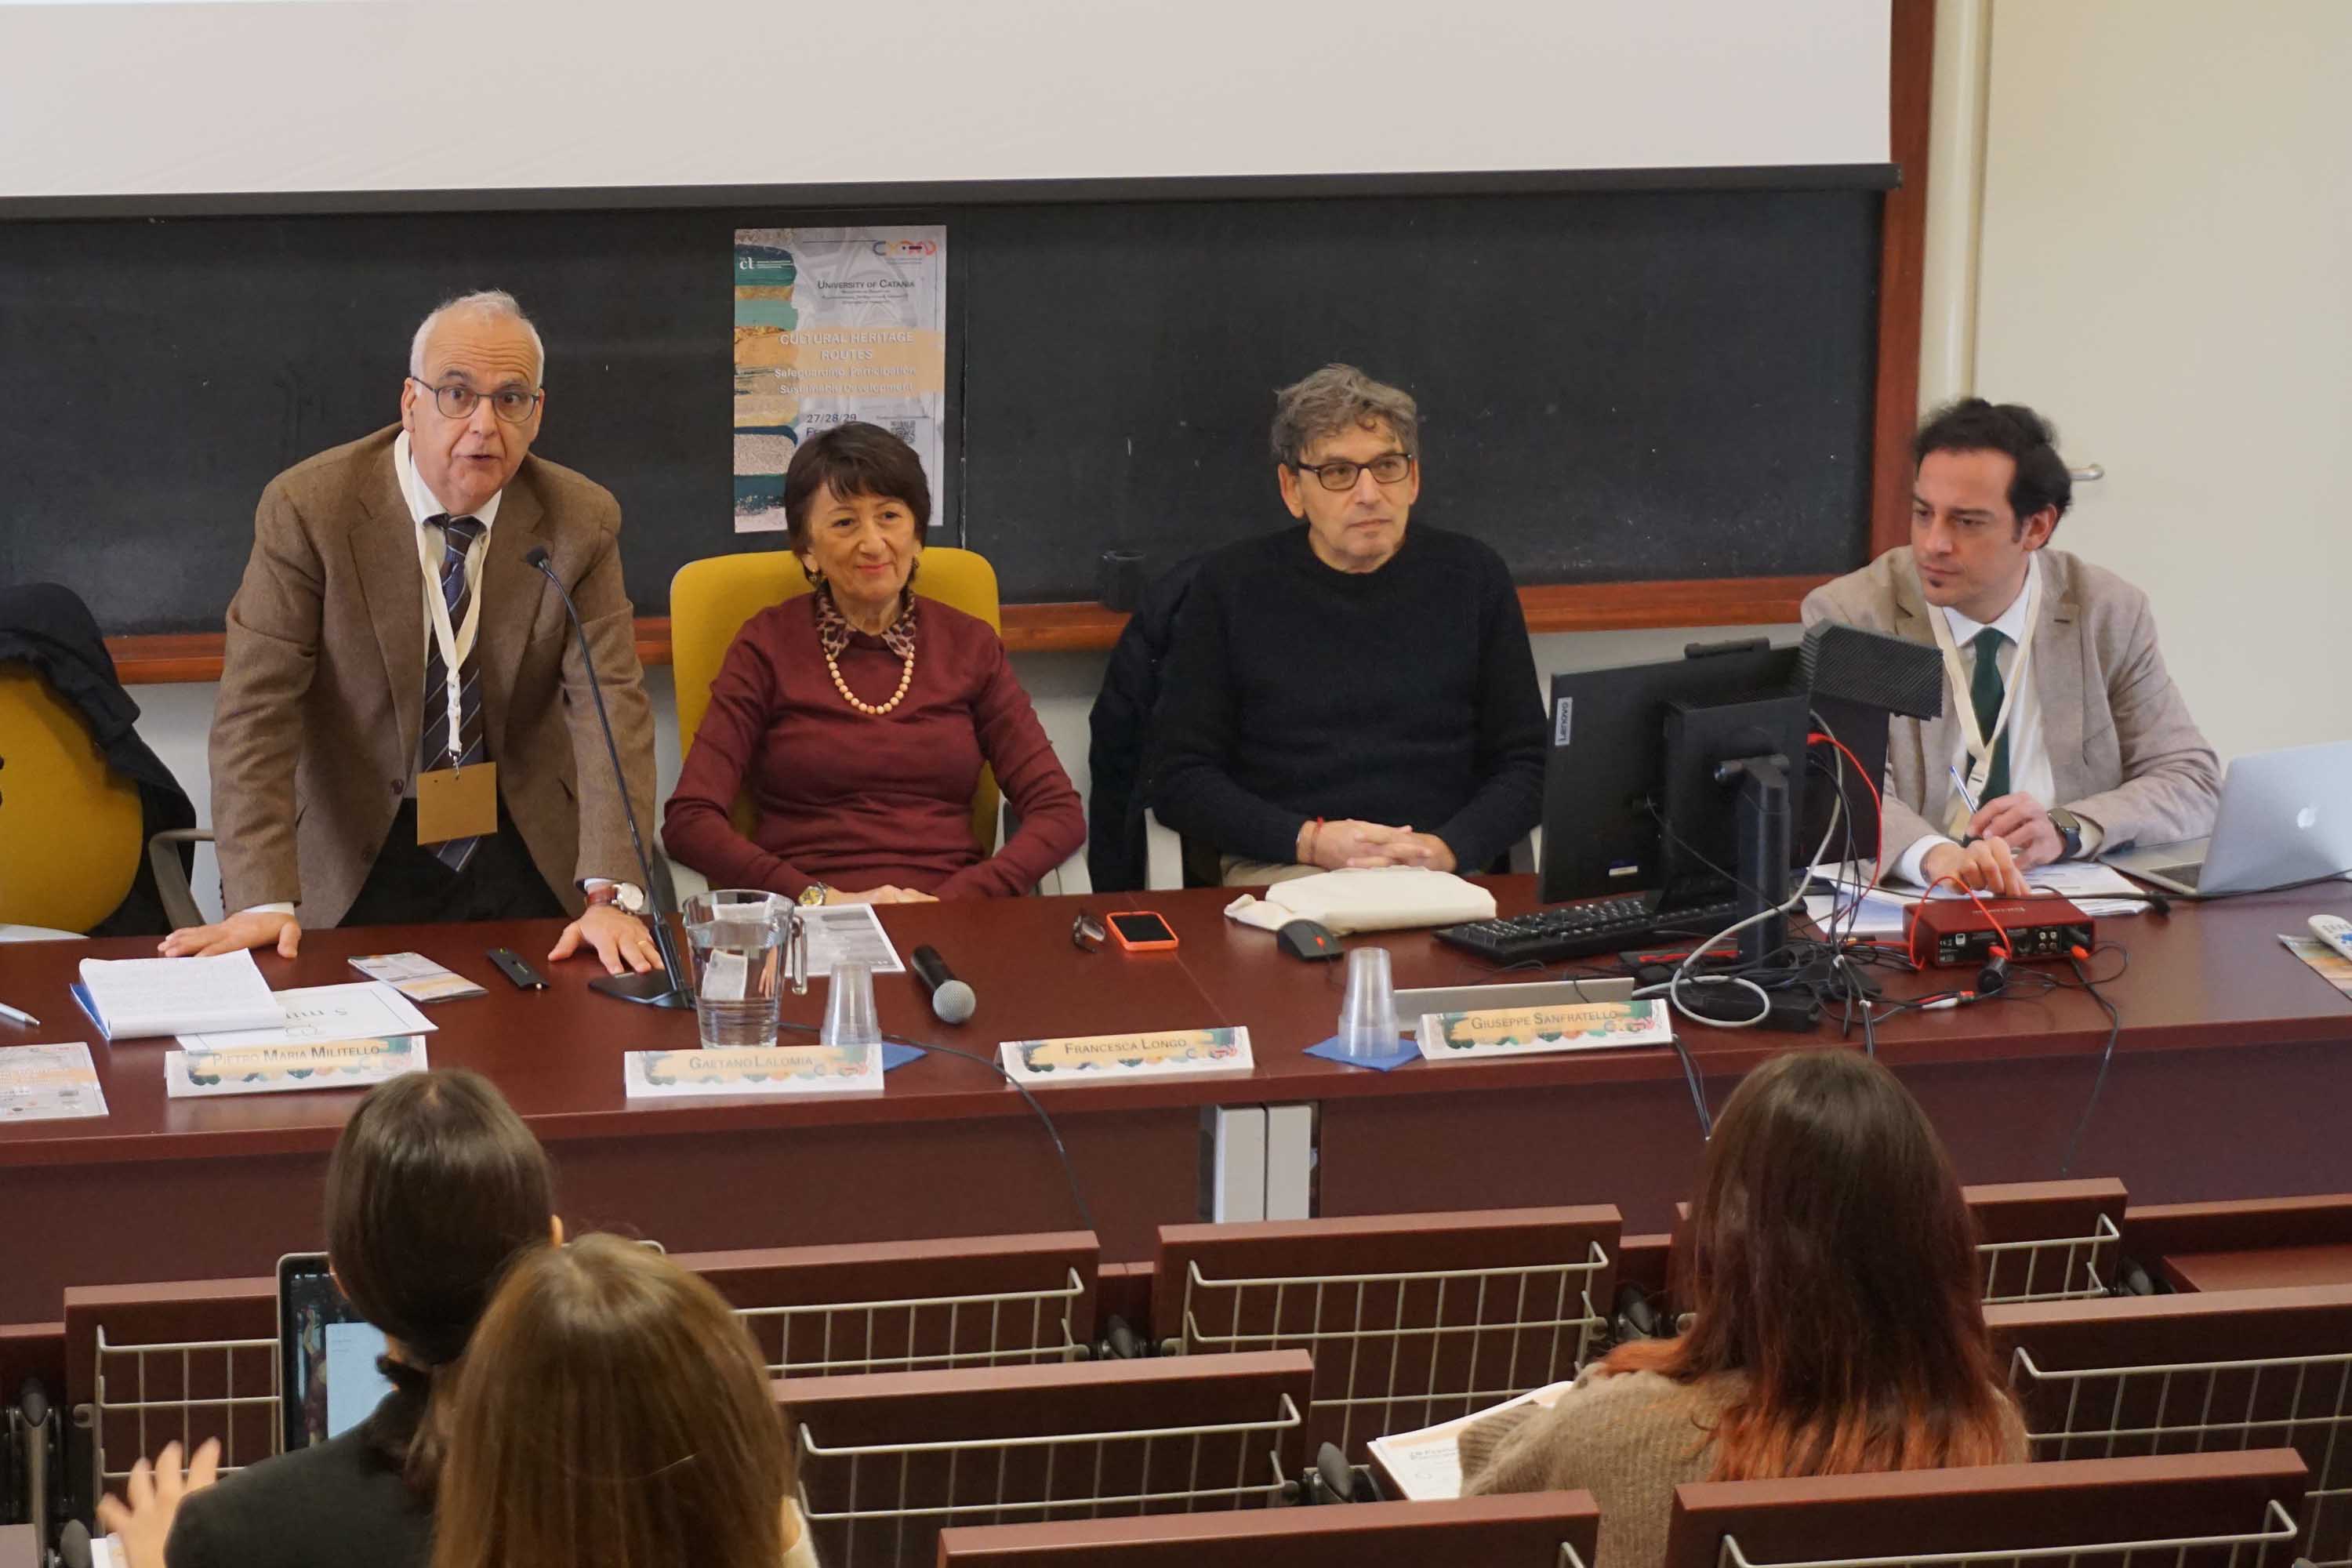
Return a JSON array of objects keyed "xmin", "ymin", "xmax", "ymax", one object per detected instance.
[
  {"xmin": 932, "ymin": 637, "xmax": 1086, "ymax": 899},
  {"xmin": 660, "ymin": 620, "xmax": 816, "ymax": 898}
]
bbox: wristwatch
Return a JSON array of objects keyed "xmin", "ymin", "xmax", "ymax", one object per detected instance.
[
  {"xmin": 582, "ymin": 880, "xmax": 648, "ymax": 915},
  {"xmin": 797, "ymin": 884, "xmax": 831, "ymax": 907},
  {"xmin": 2049, "ymin": 808, "xmax": 2085, "ymax": 862}
]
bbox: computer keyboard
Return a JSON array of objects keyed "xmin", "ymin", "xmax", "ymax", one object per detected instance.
[{"xmin": 1435, "ymin": 893, "xmax": 1745, "ymax": 967}]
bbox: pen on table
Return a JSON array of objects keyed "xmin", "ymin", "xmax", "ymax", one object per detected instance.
[{"xmin": 0, "ymin": 1000, "xmax": 39, "ymax": 1028}]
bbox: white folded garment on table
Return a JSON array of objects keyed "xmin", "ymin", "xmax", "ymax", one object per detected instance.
[{"xmin": 1222, "ymin": 866, "xmax": 1498, "ymax": 935}]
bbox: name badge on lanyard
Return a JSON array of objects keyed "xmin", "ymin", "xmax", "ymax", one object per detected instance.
[
  {"xmin": 415, "ymin": 521, "xmax": 498, "ymax": 847},
  {"xmin": 1925, "ymin": 564, "xmax": 2040, "ymax": 840}
]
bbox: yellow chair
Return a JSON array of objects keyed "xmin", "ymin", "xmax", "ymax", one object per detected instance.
[
  {"xmin": 0, "ymin": 666, "xmax": 144, "ymax": 932},
  {"xmin": 669, "ymin": 548, "xmax": 1005, "ymax": 854}
]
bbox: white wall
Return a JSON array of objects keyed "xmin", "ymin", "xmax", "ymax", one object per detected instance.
[
  {"xmin": 1922, "ymin": 0, "xmax": 2352, "ymax": 760},
  {"xmin": 132, "ymin": 623, "xmax": 1790, "ymax": 923},
  {"xmin": 0, "ymin": 1, "xmax": 1889, "ymax": 201}
]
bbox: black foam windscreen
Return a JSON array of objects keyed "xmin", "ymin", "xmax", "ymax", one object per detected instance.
[{"xmin": 1801, "ymin": 620, "xmax": 1945, "ymax": 720}]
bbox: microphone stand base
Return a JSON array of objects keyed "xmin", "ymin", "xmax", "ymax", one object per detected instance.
[{"xmin": 590, "ymin": 971, "xmax": 696, "ymax": 1009}]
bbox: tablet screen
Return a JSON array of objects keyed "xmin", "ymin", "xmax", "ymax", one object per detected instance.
[{"xmin": 278, "ymin": 1254, "xmax": 394, "ymax": 1450}]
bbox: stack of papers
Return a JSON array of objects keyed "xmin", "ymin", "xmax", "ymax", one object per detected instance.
[
  {"xmin": 2005, "ymin": 859, "xmax": 2156, "ymax": 916},
  {"xmin": 74, "ymin": 951, "xmax": 282, "ymax": 1039},
  {"xmin": 179, "ymin": 982, "xmax": 436, "ymax": 1051},
  {"xmin": 1805, "ymin": 859, "xmax": 2154, "ymax": 938}
]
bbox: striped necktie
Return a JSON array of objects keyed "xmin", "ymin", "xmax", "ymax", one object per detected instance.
[
  {"xmin": 1968, "ymin": 626, "xmax": 2011, "ymax": 804},
  {"xmin": 422, "ymin": 515, "xmax": 488, "ymax": 873}
]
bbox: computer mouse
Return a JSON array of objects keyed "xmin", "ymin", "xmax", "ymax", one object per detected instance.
[{"xmin": 1276, "ymin": 919, "xmax": 1343, "ymax": 961}]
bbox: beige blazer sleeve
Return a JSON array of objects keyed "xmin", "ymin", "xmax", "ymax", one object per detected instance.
[
  {"xmin": 2063, "ymin": 580, "xmax": 2220, "ymax": 848},
  {"xmin": 210, "ymin": 481, "xmax": 326, "ymax": 910}
]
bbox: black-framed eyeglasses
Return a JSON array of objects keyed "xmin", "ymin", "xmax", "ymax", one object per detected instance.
[
  {"xmin": 408, "ymin": 376, "xmax": 543, "ymax": 424},
  {"xmin": 1291, "ymin": 452, "xmax": 1414, "ymax": 492}
]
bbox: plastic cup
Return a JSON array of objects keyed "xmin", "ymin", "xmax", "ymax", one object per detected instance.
[
  {"xmin": 684, "ymin": 890, "xmax": 787, "ymax": 1050},
  {"xmin": 1336, "ymin": 946, "xmax": 1400, "ymax": 1059},
  {"xmin": 820, "ymin": 961, "xmax": 882, "ymax": 1049}
]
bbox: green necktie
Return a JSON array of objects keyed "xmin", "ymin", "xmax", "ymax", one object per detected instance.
[{"xmin": 1969, "ymin": 626, "xmax": 2011, "ymax": 804}]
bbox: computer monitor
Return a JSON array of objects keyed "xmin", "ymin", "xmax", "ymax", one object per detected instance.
[{"xmin": 1537, "ymin": 639, "xmax": 1892, "ymax": 960}]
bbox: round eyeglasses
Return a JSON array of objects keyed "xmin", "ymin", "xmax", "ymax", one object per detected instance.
[
  {"xmin": 408, "ymin": 376, "xmax": 543, "ymax": 424},
  {"xmin": 1291, "ymin": 452, "xmax": 1414, "ymax": 492}
]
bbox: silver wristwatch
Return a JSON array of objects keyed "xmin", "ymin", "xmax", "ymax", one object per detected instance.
[{"xmin": 582, "ymin": 880, "xmax": 648, "ymax": 915}]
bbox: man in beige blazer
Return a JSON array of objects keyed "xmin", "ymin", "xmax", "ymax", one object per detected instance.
[
  {"xmin": 1802, "ymin": 398, "xmax": 2219, "ymax": 895},
  {"xmin": 162, "ymin": 291, "xmax": 662, "ymax": 973}
]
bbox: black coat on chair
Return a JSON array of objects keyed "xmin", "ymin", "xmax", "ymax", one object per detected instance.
[{"xmin": 1084, "ymin": 555, "xmax": 1206, "ymax": 893}]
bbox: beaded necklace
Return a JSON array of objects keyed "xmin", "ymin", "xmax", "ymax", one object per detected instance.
[{"xmin": 815, "ymin": 583, "xmax": 918, "ymax": 717}]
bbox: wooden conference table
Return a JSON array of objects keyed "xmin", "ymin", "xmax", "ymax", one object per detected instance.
[{"xmin": 2, "ymin": 877, "xmax": 2350, "ymax": 1321}]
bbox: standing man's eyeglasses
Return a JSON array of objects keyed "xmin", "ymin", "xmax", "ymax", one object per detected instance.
[
  {"xmin": 408, "ymin": 376, "xmax": 543, "ymax": 423},
  {"xmin": 1290, "ymin": 452, "xmax": 1414, "ymax": 491}
]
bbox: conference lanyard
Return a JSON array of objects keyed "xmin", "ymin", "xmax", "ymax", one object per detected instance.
[
  {"xmin": 415, "ymin": 517, "xmax": 485, "ymax": 764},
  {"xmin": 1924, "ymin": 558, "xmax": 2040, "ymax": 833}
]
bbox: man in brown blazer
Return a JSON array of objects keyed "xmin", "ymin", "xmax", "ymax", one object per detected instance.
[
  {"xmin": 1802, "ymin": 398, "xmax": 2219, "ymax": 895},
  {"xmin": 162, "ymin": 291, "xmax": 663, "ymax": 973}
]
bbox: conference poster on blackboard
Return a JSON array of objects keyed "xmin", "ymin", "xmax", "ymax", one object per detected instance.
[{"xmin": 732, "ymin": 226, "xmax": 949, "ymax": 533}]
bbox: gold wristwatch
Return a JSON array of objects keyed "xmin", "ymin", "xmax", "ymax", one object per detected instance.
[{"xmin": 797, "ymin": 884, "xmax": 830, "ymax": 907}]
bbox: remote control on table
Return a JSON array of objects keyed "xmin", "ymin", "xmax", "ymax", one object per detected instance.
[
  {"xmin": 2310, "ymin": 915, "xmax": 2352, "ymax": 963},
  {"xmin": 486, "ymin": 947, "xmax": 548, "ymax": 990}
]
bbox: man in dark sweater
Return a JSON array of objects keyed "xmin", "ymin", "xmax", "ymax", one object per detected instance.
[{"xmin": 1146, "ymin": 365, "xmax": 1545, "ymax": 883}]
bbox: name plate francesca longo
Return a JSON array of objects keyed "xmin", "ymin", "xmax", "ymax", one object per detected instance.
[{"xmin": 997, "ymin": 1028, "xmax": 1254, "ymax": 1087}]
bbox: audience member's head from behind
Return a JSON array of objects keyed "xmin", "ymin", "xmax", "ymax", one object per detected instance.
[
  {"xmin": 328, "ymin": 1067, "xmax": 559, "ymax": 1492},
  {"xmin": 1910, "ymin": 397, "xmax": 2074, "ymax": 622},
  {"xmin": 1607, "ymin": 1050, "xmax": 2016, "ymax": 1479},
  {"xmin": 95, "ymin": 1070, "xmax": 558, "ymax": 1568},
  {"xmin": 400, "ymin": 289, "xmax": 549, "ymax": 519},
  {"xmin": 1270, "ymin": 364, "xmax": 1422, "ymax": 575},
  {"xmin": 433, "ymin": 1233, "xmax": 797, "ymax": 1568},
  {"xmin": 783, "ymin": 420, "xmax": 931, "ymax": 635}
]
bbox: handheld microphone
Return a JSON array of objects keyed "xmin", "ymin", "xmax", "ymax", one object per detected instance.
[
  {"xmin": 524, "ymin": 545, "xmax": 692, "ymax": 1009},
  {"xmin": 909, "ymin": 944, "xmax": 976, "ymax": 1024}
]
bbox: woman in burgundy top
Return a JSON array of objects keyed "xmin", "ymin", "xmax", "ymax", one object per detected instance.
[{"xmin": 662, "ymin": 424, "xmax": 1083, "ymax": 902}]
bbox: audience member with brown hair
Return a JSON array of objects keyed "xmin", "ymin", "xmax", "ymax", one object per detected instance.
[
  {"xmin": 432, "ymin": 1232, "xmax": 818, "ymax": 1568},
  {"xmin": 1461, "ymin": 1050, "xmax": 2025, "ymax": 1565},
  {"xmin": 98, "ymin": 1069, "xmax": 560, "ymax": 1568}
]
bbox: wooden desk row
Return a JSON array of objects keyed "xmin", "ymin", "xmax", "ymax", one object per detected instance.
[
  {"xmin": 17, "ymin": 1219, "xmax": 2348, "ymax": 1565},
  {"xmin": 924, "ymin": 1457, "xmax": 2310, "ymax": 1568},
  {"xmin": 2, "ymin": 877, "xmax": 2349, "ymax": 1320}
]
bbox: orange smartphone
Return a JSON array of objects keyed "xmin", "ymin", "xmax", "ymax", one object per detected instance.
[{"xmin": 1105, "ymin": 911, "xmax": 1180, "ymax": 952}]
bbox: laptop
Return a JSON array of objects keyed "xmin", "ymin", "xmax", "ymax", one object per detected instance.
[{"xmin": 2103, "ymin": 739, "xmax": 2352, "ymax": 897}]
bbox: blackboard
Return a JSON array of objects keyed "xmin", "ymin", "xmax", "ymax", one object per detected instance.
[{"xmin": 0, "ymin": 185, "xmax": 1880, "ymax": 634}]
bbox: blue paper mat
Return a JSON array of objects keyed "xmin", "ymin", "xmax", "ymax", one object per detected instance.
[
  {"xmin": 880, "ymin": 1043, "xmax": 926, "ymax": 1072},
  {"xmin": 1302, "ymin": 1034, "xmax": 1420, "ymax": 1073}
]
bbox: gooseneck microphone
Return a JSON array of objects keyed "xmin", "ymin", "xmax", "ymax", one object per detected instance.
[
  {"xmin": 909, "ymin": 944, "xmax": 976, "ymax": 1024},
  {"xmin": 525, "ymin": 545, "xmax": 693, "ymax": 1009}
]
